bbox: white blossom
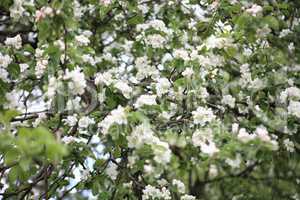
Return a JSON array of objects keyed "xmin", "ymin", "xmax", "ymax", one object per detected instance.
[
  {"xmin": 35, "ymin": 6, "xmax": 53, "ymax": 21},
  {"xmin": 4, "ymin": 90, "xmax": 25, "ymax": 110},
  {"xmin": 46, "ymin": 76, "xmax": 60, "ymax": 99},
  {"xmin": 172, "ymin": 179, "xmax": 185, "ymax": 193},
  {"xmin": 114, "ymin": 80, "xmax": 132, "ymax": 99},
  {"xmin": 106, "ymin": 162, "xmax": 118, "ymax": 180},
  {"xmin": 19, "ymin": 63, "xmax": 29, "ymax": 73},
  {"xmin": 78, "ymin": 116, "xmax": 95, "ymax": 129},
  {"xmin": 192, "ymin": 129, "xmax": 213, "ymax": 146},
  {"xmin": 0, "ymin": 53, "xmax": 12, "ymax": 68},
  {"xmin": 98, "ymin": 105, "xmax": 127, "ymax": 135},
  {"xmin": 82, "ymin": 54, "xmax": 96, "ymax": 65},
  {"xmin": 280, "ymin": 87, "xmax": 300, "ymax": 103},
  {"xmin": 232, "ymin": 123, "xmax": 239, "ymax": 134},
  {"xmin": 126, "ymin": 124, "xmax": 154, "ymax": 149},
  {"xmin": 100, "ymin": 0, "xmax": 112, "ymax": 6},
  {"xmin": 288, "ymin": 101, "xmax": 300, "ymax": 118},
  {"xmin": 181, "ymin": 194, "xmax": 196, "ymax": 200},
  {"xmin": 192, "ymin": 106, "xmax": 216, "ymax": 126},
  {"xmin": 254, "ymin": 126, "xmax": 271, "ymax": 142},
  {"xmin": 95, "ymin": 72, "xmax": 114, "ymax": 86},
  {"xmin": 127, "ymin": 124, "xmax": 171, "ymax": 164},
  {"xmin": 62, "ymin": 136, "xmax": 79, "ymax": 144},
  {"xmin": 205, "ymin": 35, "xmax": 233, "ymax": 49},
  {"xmin": 208, "ymin": 164, "xmax": 218, "ymax": 178},
  {"xmin": 75, "ymin": 35, "xmax": 90, "ymax": 46},
  {"xmin": 237, "ymin": 128, "xmax": 256, "ymax": 143},
  {"xmin": 142, "ymin": 185, "xmax": 171, "ymax": 200},
  {"xmin": 9, "ymin": 0, "xmax": 25, "ymax": 19},
  {"xmin": 200, "ymin": 141, "xmax": 219, "ymax": 156},
  {"xmin": 279, "ymin": 29, "xmax": 292, "ymax": 38},
  {"xmin": 182, "ymin": 67, "xmax": 194, "ymax": 77},
  {"xmin": 174, "ymin": 49, "xmax": 190, "ymax": 61},
  {"xmin": 283, "ymin": 138, "xmax": 295, "ymax": 152},
  {"xmin": 152, "ymin": 139, "xmax": 172, "ymax": 164},
  {"xmin": 246, "ymin": 4, "xmax": 263, "ymax": 16},
  {"xmin": 35, "ymin": 59, "xmax": 48, "ymax": 78},
  {"xmin": 225, "ymin": 154, "xmax": 242, "ymax": 168},
  {"xmin": 146, "ymin": 34, "xmax": 166, "ymax": 49},
  {"xmin": 64, "ymin": 67, "xmax": 87, "ymax": 95},
  {"xmin": 63, "ymin": 114, "xmax": 78, "ymax": 127},
  {"xmin": 192, "ymin": 129, "xmax": 219, "ymax": 156},
  {"xmin": 66, "ymin": 96, "xmax": 82, "ymax": 111},
  {"xmin": 5, "ymin": 35, "xmax": 22, "ymax": 49},
  {"xmin": 155, "ymin": 78, "xmax": 171, "ymax": 97},
  {"xmin": 0, "ymin": 68, "xmax": 9, "ymax": 82},
  {"xmin": 221, "ymin": 95, "xmax": 236, "ymax": 108},
  {"xmin": 134, "ymin": 95, "xmax": 157, "ymax": 108}
]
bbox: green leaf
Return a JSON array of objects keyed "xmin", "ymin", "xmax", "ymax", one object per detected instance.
[
  {"xmin": 5, "ymin": 148, "xmax": 19, "ymax": 165},
  {"xmin": 128, "ymin": 14, "xmax": 144, "ymax": 25},
  {"xmin": 7, "ymin": 63, "xmax": 20, "ymax": 79},
  {"xmin": 127, "ymin": 111, "xmax": 149, "ymax": 124},
  {"xmin": 263, "ymin": 16, "xmax": 279, "ymax": 30},
  {"xmin": 98, "ymin": 192, "xmax": 109, "ymax": 200}
]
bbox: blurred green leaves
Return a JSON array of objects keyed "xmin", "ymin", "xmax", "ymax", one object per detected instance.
[{"xmin": 0, "ymin": 117, "xmax": 67, "ymax": 183}]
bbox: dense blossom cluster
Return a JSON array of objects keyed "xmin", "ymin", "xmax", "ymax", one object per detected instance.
[{"xmin": 0, "ymin": 0, "xmax": 300, "ymax": 199}]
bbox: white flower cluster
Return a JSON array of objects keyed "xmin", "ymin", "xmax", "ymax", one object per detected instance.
[
  {"xmin": 283, "ymin": 138, "xmax": 295, "ymax": 152},
  {"xmin": 114, "ymin": 80, "xmax": 133, "ymax": 99},
  {"xmin": 280, "ymin": 87, "xmax": 300, "ymax": 118},
  {"xmin": 66, "ymin": 96, "xmax": 82, "ymax": 111},
  {"xmin": 105, "ymin": 162, "xmax": 118, "ymax": 180},
  {"xmin": 75, "ymin": 34, "xmax": 90, "ymax": 46},
  {"xmin": 5, "ymin": 35, "xmax": 22, "ymax": 49},
  {"xmin": 134, "ymin": 94, "xmax": 157, "ymax": 108},
  {"xmin": 126, "ymin": 124, "xmax": 172, "ymax": 164},
  {"xmin": 64, "ymin": 67, "xmax": 87, "ymax": 95},
  {"xmin": 46, "ymin": 76, "xmax": 63, "ymax": 100},
  {"xmin": 205, "ymin": 35, "xmax": 233, "ymax": 50},
  {"xmin": 34, "ymin": 48, "xmax": 49, "ymax": 78},
  {"xmin": 61, "ymin": 136, "xmax": 80, "ymax": 144},
  {"xmin": 145, "ymin": 34, "xmax": 167, "ymax": 49},
  {"xmin": 192, "ymin": 128, "xmax": 219, "ymax": 156},
  {"xmin": 0, "ymin": 53, "xmax": 12, "ymax": 82},
  {"xmin": 63, "ymin": 114, "xmax": 78, "ymax": 127},
  {"xmin": 9, "ymin": 0, "xmax": 25, "ymax": 19},
  {"xmin": 181, "ymin": 194, "xmax": 196, "ymax": 200},
  {"xmin": 221, "ymin": 95, "xmax": 236, "ymax": 108},
  {"xmin": 172, "ymin": 179, "xmax": 185, "ymax": 193},
  {"xmin": 182, "ymin": 67, "xmax": 194, "ymax": 77},
  {"xmin": 225, "ymin": 154, "xmax": 242, "ymax": 168},
  {"xmin": 137, "ymin": 19, "xmax": 171, "ymax": 35},
  {"xmin": 288, "ymin": 101, "xmax": 300, "ymax": 118},
  {"xmin": 100, "ymin": 0, "xmax": 112, "ymax": 6},
  {"xmin": 127, "ymin": 124, "xmax": 154, "ymax": 149},
  {"xmin": 246, "ymin": 4, "xmax": 263, "ymax": 16},
  {"xmin": 236, "ymin": 125, "xmax": 278, "ymax": 149},
  {"xmin": 98, "ymin": 105, "xmax": 127, "ymax": 135},
  {"xmin": 142, "ymin": 185, "xmax": 171, "ymax": 200},
  {"xmin": 95, "ymin": 71, "xmax": 114, "ymax": 86},
  {"xmin": 155, "ymin": 78, "xmax": 171, "ymax": 97},
  {"xmin": 134, "ymin": 56, "xmax": 159, "ymax": 80},
  {"xmin": 239, "ymin": 63, "xmax": 264, "ymax": 90},
  {"xmin": 78, "ymin": 116, "xmax": 95, "ymax": 129},
  {"xmin": 4, "ymin": 90, "xmax": 26, "ymax": 111},
  {"xmin": 35, "ymin": 6, "xmax": 54, "ymax": 21},
  {"xmin": 174, "ymin": 49, "xmax": 190, "ymax": 61},
  {"xmin": 192, "ymin": 106, "xmax": 216, "ymax": 126},
  {"xmin": 279, "ymin": 87, "xmax": 300, "ymax": 103}
]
